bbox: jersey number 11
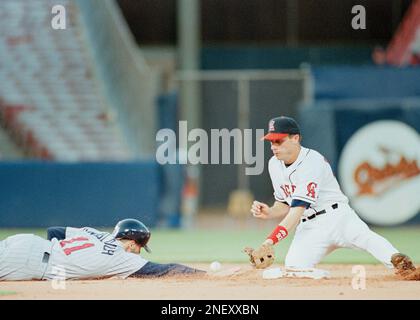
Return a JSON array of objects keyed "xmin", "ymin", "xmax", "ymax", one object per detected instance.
[{"xmin": 60, "ymin": 237, "xmax": 95, "ymax": 256}]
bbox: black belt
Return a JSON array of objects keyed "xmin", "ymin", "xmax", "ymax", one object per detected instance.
[{"xmin": 302, "ymin": 203, "xmax": 338, "ymax": 223}]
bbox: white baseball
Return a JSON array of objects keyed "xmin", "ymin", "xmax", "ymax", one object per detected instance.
[{"xmin": 210, "ymin": 261, "xmax": 222, "ymax": 271}]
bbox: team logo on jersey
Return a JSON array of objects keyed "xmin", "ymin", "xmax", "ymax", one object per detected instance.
[
  {"xmin": 269, "ymin": 120, "xmax": 275, "ymax": 132},
  {"xmin": 339, "ymin": 120, "xmax": 420, "ymax": 226},
  {"xmin": 306, "ymin": 182, "xmax": 318, "ymax": 198}
]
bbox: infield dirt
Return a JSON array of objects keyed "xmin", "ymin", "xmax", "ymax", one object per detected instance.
[{"xmin": 1, "ymin": 264, "xmax": 419, "ymax": 300}]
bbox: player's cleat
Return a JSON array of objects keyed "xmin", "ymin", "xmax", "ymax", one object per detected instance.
[{"xmin": 391, "ymin": 253, "xmax": 416, "ymax": 277}]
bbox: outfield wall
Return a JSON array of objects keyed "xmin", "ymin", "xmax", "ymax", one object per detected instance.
[
  {"xmin": 201, "ymin": 47, "xmax": 374, "ymax": 69},
  {"xmin": 0, "ymin": 162, "xmax": 160, "ymax": 228},
  {"xmin": 312, "ymin": 66, "xmax": 420, "ymax": 100}
]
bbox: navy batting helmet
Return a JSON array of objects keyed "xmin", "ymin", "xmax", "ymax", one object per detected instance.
[{"xmin": 112, "ymin": 218, "xmax": 151, "ymax": 253}]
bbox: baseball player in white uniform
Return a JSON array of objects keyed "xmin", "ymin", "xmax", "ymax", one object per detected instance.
[
  {"xmin": 0, "ymin": 218, "xmax": 204, "ymax": 281},
  {"xmin": 245, "ymin": 116, "xmax": 418, "ymax": 280}
]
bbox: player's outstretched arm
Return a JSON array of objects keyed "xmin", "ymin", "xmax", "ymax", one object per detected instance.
[
  {"xmin": 263, "ymin": 206, "xmax": 306, "ymax": 246},
  {"xmin": 129, "ymin": 262, "xmax": 206, "ymax": 278},
  {"xmin": 244, "ymin": 205, "xmax": 306, "ymax": 269},
  {"xmin": 251, "ymin": 200, "xmax": 289, "ymax": 220}
]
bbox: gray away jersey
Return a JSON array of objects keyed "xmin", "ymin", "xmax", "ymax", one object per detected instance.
[{"xmin": 44, "ymin": 227, "xmax": 148, "ymax": 280}]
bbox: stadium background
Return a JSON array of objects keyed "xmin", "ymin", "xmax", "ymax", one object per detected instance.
[{"xmin": 0, "ymin": 0, "xmax": 419, "ymax": 267}]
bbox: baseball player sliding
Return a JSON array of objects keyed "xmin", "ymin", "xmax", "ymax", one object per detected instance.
[
  {"xmin": 0, "ymin": 218, "xmax": 204, "ymax": 280},
  {"xmin": 244, "ymin": 116, "xmax": 419, "ymax": 280}
]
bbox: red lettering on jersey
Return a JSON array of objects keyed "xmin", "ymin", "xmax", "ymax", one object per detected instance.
[
  {"xmin": 63, "ymin": 243, "xmax": 94, "ymax": 256},
  {"xmin": 306, "ymin": 182, "xmax": 318, "ymax": 198},
  {"xmin": 280, "ymin": 185, "xmax": 288, "ymax": 197},
  {"xmin": 60, "ymin": 237, "xmax": 94, "ymax": 256},
  {"xmin": 60, "ymin": 237, "xmax": 89, "ymax": 247},
  {"xmin": 280, "ymin": 184, "xmax": 296, "ymax": 198}
]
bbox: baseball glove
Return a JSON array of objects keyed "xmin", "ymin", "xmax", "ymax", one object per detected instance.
[
  {"xmin": 391, "ymin": 253, "xmax": 420, "ymax": 281},
  {"xmin": 243, "ymin": 244, "xmax": 275, "ymax": 269},
  {"xmin": 402, "ymin": 269, "xmax": 420, "ymax": 281}
]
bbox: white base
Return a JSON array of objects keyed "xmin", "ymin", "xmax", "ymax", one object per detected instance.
[{"xmin": 262, "ymin": 267, "xmax": 284, "ymax": 279}]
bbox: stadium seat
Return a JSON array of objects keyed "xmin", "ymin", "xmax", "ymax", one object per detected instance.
[{"xmin": 0, "ymin": 0, "xmax": 132, "ymax": 161}]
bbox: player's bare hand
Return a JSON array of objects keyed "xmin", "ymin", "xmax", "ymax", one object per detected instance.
[{"xmin": 251, "ymin": 201, "xmax": 270, "ymax": 219}]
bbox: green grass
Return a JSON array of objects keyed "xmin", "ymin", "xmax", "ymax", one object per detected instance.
[
  {"xmin": 1, "ymin": 227, "xmax": 419, "ymax": 264},
  {"xmin": 0, "ymin": 291, "xmax": 17, "ymax": 296}
]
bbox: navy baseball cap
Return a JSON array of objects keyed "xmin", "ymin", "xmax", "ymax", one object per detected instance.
[{"xmin": 261, "ymin": 116, "xmax": 300, "ymax": 141}]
